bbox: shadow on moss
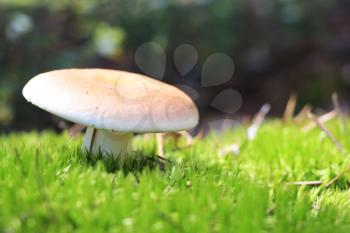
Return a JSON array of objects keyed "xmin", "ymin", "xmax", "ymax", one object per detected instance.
[{"xmin": 77, "ymin": 150, "xmax": 173, "ymax": 174}]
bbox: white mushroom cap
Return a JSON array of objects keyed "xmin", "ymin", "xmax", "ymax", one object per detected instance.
[{"xmin": 23, "ymin": 68, "xmax": 199, "ymax": 133}]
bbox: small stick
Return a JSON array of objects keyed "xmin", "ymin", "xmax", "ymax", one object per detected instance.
[
  {"xmin": 283, "ymin": 92, "xmax": 297, "ymax": 122},
  {"xmin": 287, "ymin": 181, "xmax": 323, "ymax": 186},
  {"xmin": 68, "ymin": 124, "xmax": 85, "ymax": 137},
  {"xmin": 194, "ymin": 129, "xmax": 204, "ymax": 140},
  {"xmin": 294, "ymin": 105, "xmax": 312, "ymax": 123},
  {"xmin": 307, "ymin": 112, "xmax": 343, "ymax": 152},
  {"xmin": 302, "ymin": 110, "xmax": 336, "ymax": 132},
  {"xmin": 165, "ymin": 132, "xmax": 181, "ymax": 146},
  {"xmin": 288, "ymin": 165, "xmax": 350, "ymax": 188},
  {"xmin": 170, "ymin": 129, "xmax": 204, "ymax": 150},
  {"xmin": 89, "ymin": 128, "xmax": 97, "ymax": 154},
  {"xmin": 325, "ymin": 164, "xmax": 350, "ymax": 188},
  {"xmin": 156, "ymin": 133, "xmax": 164, "ymax": 157},
  {"xmin": 247, "ymin": 103, "xmax": 271, "ymax": 140},
  {"xmin": 332, "ymin": 93, "xmax": 348, "ymax": 133},
  {"xmin": 185, "ymin": 129, "xmax": 205, "ymax": 146},
  {"xmin": 157, "ymin": 155, "xmax": 167, "ymax": 161},
  {"xmin": 178, "ymin": 131, "xmax": 194, "ymax": 146}
]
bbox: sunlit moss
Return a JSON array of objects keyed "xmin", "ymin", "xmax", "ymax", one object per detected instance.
[{"xmin": 1, "ymin": 120, "xmax": 350, "ymax": 232}]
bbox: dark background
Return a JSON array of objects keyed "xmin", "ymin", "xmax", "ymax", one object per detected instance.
[{"xmin": 1, "ymin": 0, "xmax": 350, "ymax": 131}]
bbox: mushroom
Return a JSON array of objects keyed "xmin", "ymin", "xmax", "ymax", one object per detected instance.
[{"xmin": 23, "ymin": 68, "xmax": 199, "ymax": 159}]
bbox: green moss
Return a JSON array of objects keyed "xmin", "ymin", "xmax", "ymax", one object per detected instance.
[{"xmin": 1, "ymin": 120, "xmax": 350, "ymax": 232}]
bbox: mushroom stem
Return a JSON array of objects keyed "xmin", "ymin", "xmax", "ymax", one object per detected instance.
[{"xmin": 83, "ymin": 127, "xmax": 133, "ymax": 159}]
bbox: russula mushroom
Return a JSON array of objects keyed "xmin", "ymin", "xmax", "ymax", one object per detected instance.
[{"xmin": 23, "ymin": 68, "xmax": 199, "ymax": 159}]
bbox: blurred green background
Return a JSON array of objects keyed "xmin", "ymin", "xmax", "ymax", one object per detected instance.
[{"xmin": 0, "ymin": 0, "xmax": 350, "ymax": 131}]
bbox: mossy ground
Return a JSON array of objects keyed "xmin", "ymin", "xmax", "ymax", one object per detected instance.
[{"xmin": 1, "ymin": 120, "xmax": 350, "ymax": 233}]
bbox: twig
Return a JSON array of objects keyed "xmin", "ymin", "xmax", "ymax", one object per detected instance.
[
  {"xmin": 302, "ymin": 110, "xmax": 336, "ymax": 132},
  {"xmin": 307, "ymin": 112, "xmax": 343, "ymax": 152},
  {"xmin": 288, "ymin": 165, "xmax": 350, "ymax": 188},
  {"xmin": 283, "ymin": 92, "xmax": 297, "ymax": 122},
  {"xmin": 247, "ymin": 103, "xmax": 271, "ymax": 140},
  {"xmin": 294, "ymin": 104, "xmax": 312, "ymax": 123},
  {"xmin": 332, "ymin": 93, "xmax": 348, "ymax": 133},
  {"xmin": 89, "ymin": 128, "xmax": 97, "ymax": 154},
  {"xmin": 68, "ymin": 124, "xmax": 85, "ymax": 137},
  {"xmin": 184, "ymin": 129, "xmax": 204, "ymax": 146},
  {"xmin": 164, "ymin": 133, "xmax": 181, "ymax": 146},
  {"xmin": 157, "ymin": 155, "xmax": 167, "ymax": 161},
  {"xmin": 325, "ymin": 164, "xmax": 350, "ymax": 188},
  {"xmin": 168, "ymin": 129, "xmax": 204, "ymax": 150},
  {"xmin": 287, "ymin": 181, "xmax": 323, "ymax": 186},
  {"xmin": 156, "ymin": 133, "xmax": 164, "ymax": 157},
  {"xmin": 178, "ymin": 131, "xmax": 194, "ymax": 146},
  {"xmin": 194, "ymin": 129, "xmax": 204, "ymax": 141}
]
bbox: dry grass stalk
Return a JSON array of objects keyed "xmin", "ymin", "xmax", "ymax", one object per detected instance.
[
  {"xmin": 332, "ymin": 93, "xmax": 348, "ymax": 133},
  {"xmin": 294, "ymin": 105, "xmax": 312, "ymax": 123},
  {"xmin": 68, "ymin": 124, "xmax": 85, "ymax": 137},
  {"xmin": 302, "ymin": 110, "xmax": 336, "ymax": 132},
  {"xmin": 164, "ymin": 132, "xmax": 182, "ymax": 145},
  {"xmin": 157, "ymin": 155, "xmax": 167, "ymax": 161},
  {"xmin": 283, "ymin": 92, "xmax": 297, "ymax": 122},
  {"xmin": 247, "ymin": 103, "xmax": 271, "ymax": 140},
  {"xmin": 325, "ymin": 164, "xmax": 350, "ymax": 188},
  {"xmin": 288, "ymin": 166, "xmax": 350, "ymax": 187},
  {"xmin": 180, "ymin": 130, "xmax": 204, "ymax": 148},
  {"xmin": 178, "ymin": 131, "xmax": 194, "ymax": 146},
  {"xmin": 194, "ymin": 129, "xmax": 204, "ymax": 140},
  {"xmin": 187, "ymin": 129, "xmax": 205, "ymax": 146},
  {"xmin": 166, "ymin": 130, "xmax": 204, "ymax": 150},
  {"xmin": 307, "ymin": 112, "xmax": 343, "ymax": 152},
  {"xmin": 287, "ymin": 181, "xmax": 323, "ymax": 186}
]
